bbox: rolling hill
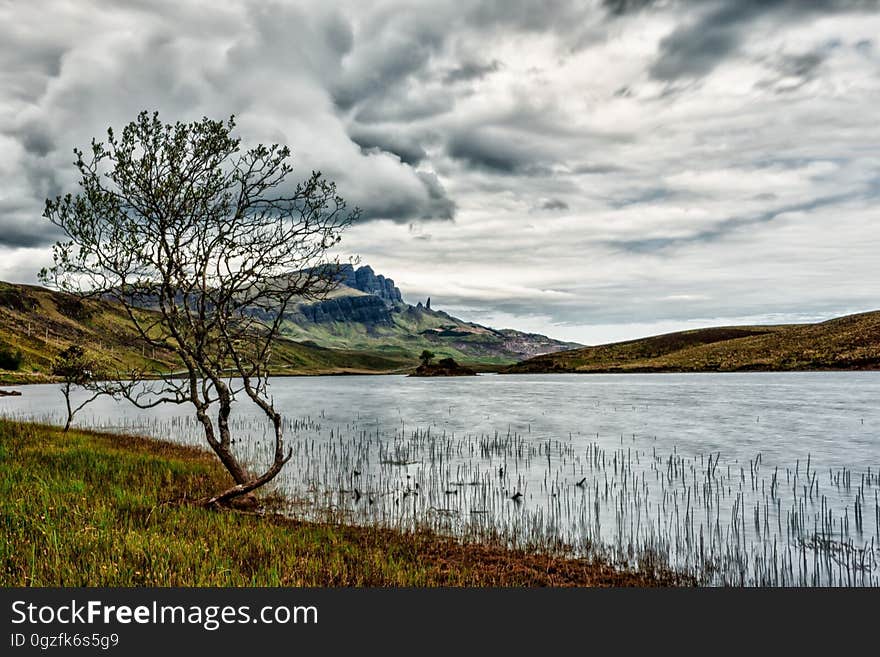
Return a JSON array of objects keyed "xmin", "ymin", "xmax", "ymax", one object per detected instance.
[
  {"xmin": 504, "ymin": 311, "xmax": 880, "ymax": 373},
  {"xmin": 0, "ymin": 281, "xmax": 411, "ymax": 384},
  {"xmin": 4, "ymin": 276, "xmax": 880, "ymax": 382}
]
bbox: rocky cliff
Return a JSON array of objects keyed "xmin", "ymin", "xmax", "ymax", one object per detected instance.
[
  {"xmin": 285, "ymin": 264, "xmax": 581, "ymax": 364},
  {"xmin": 293, "ymin": 293, "xmax": 394, "ymax": 326},
  {"xmin": 336, "ymin": 264, "xmax": 403, "ymax": 306}
]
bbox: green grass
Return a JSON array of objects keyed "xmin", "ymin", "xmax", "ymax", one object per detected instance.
[
  {"xmin": 0, "ymin": 419, "xmax": 686, "ymax": 587},
  {"xmin": 505, "ymin": 311, "xmax": 880, "ymax": 373}
]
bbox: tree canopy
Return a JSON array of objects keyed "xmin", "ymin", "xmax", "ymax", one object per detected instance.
[{"xmin": 41, "ymin": 111, "xmax": 357, "ymax": 503}]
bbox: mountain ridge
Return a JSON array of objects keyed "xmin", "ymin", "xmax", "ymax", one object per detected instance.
[
  {"xmin": 278, "ymin": 264, "xmax": 581, "ymax": 363},
  {"xmin": 4, "ymin": 277, "xmax": 880, "ymax": 381},
  {"xmin": 0, "ymin": 264, "xmax": 578, "ymax": 382}
]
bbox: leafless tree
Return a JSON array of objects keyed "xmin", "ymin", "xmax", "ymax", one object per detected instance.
[{"xmin": 41, "ymin": 111, "xmax": 356, "ymax": 505}]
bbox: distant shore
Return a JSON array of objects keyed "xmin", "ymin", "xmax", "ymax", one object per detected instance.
[
  {"xmin": 0, "ymin": 362, "xmax": 509, "ymax": 387},
  {"xmin": 6, "ymin": 364, "xmax": 880, "ymax": 389}
]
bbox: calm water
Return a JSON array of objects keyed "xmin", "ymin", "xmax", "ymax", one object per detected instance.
[{"xmin": 3, "ymin": 372, "xmax": 879, "ymax": 585}]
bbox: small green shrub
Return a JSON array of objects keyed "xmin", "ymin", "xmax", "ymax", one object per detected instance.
[{"xmin": 0, "ymin": 342, "xmax": 23, "ymax": 370}]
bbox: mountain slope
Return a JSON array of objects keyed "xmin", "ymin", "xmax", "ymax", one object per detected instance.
[
  {"xmin": 504, "ymin": 311, "xmax": 880, "ymax": 373},
  {"xmin": 0, "ymin": 265, "xmax": 575, "ymax": 383},
  {"xmin": 278, "ymin": 264, "xmax": 581, "ymax": 364},
  {"xmin": 5, "ymin": 279, "xmax": 880, "ymax": 381},
  {"xmin": 0, "ymin": 282, "xmax": 411, "ymax": 384}
]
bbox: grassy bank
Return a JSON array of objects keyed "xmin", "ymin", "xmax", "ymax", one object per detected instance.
[
  {"xmin": 506, "ymin": 310, "xmax": 880, "ymax": 373},
  {"xmin": 0, "ymin": 419, "xmax": 688, "ymax": 587}
]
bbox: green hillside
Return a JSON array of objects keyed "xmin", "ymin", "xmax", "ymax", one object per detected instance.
[
  {"xmin": 504, "ymin": 311, "xmax": 880, "ymax": 373},
  {"xmin": 276, "ymin": 265, "xmax": 581, "ymax": 365},
  {"xmin": 11, "ymin": 278, "xmax": 874, "ymax": 381},
  {"xmin": 280, "ymin": 302, "xmax": 576, "ymax": 365},
  {"xmin": 0, "ymin": 281, "xmax": 411, "ymax": 384}
]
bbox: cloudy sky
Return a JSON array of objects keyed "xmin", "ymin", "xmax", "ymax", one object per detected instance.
[{"xmin": 1, "ymin": 0, "xmax": 879, "ymax": 343}]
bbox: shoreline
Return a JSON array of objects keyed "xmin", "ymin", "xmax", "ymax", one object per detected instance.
[
  {"xmin": 5, "ymin": 365, "xmax": 880, "ymax": 388},
  {"xmin": 0, "ymin": 418, "xmax": 691, "ymax": 587}
]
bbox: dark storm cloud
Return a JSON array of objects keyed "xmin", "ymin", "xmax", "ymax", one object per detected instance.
[
  {"xmin": 650, "ymin": 0, "xmax": 880, "ymax": 81},
  {"xmin": 330, "ymin": 1, "xmax": 598, "ymax": 120},
  {"xmin": 356, "ymin": 170, "xmax": 455, "ymax": 222},
  {"xmin": 19, "ymin": 121, "xmax": 55, "ymax": 158},
  {"xmin": 649, "ymin": 2, "xmax": 759, "ymax": 81},
  {"xmin": 447, "ymin": 134, "xmax": 523, "ymax": 173},
  {"xmin": 23, "ymin": 160, "xmax": 64, "ymax": 203},
  {"xmin": 855, "ymin": 38, "xmax": 873, "ymax": 53},
  {"xmin": 416, "ymin": 171, "xmax": 456, "ymax": 220},
  {"xmin": 573, "ymin": 163, "xmax": 629, "ymax": 175},
  {"xmin": 0, "ymin": 0, "xmax": 470, "ymax": 254},
  {"xmin": 348, "ymin": 126, "xmax": 428, "ymax": 165},
  {"xmin": 352, "ymin": 92, "xmax": 455, "ymax": 124},
  {"xmin": 0, "ymin": 30, "xmax": 65, "ymax": 102},
  {"xmin": 0, "ymin": 224, "xmax": 59, "ymax": 249},
  {"xmin": 610, "ymin": 188, "xmax": 672, "ymax": 208},
  {"xmin": 0, "ymin": 199, "xmax": 59, "ymax": 248},
  {"xmin": 330, "ymin": 17, "xmax": 445, "ymax": 111},
  {"xmin": 324, "ymin": 9, "xmax": 456, "ymax": 121},
  {"xmin": 446, "ymin": 130, "xmax": 553, "ymax": 175},
  {"xmin": 776, "ymin": 51, "xmax": 829, "ymax": 79}
]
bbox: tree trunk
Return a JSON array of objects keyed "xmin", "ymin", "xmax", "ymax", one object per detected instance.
[
  {"xmin": 202, "ymin": 452, "xmax": 288, "ymax": 507},
  {"xmin": 62, "ymin": 383, "xmax": 72, "ymax": 433},
  {"xmin": 194, "ymin": 406, "xmax": 249, "ymax": 486},
  {"xmin": 202, "ymin": 414, "xmax": 290, "ymax": 507}
]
